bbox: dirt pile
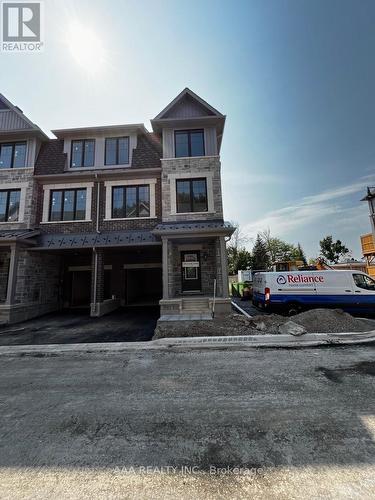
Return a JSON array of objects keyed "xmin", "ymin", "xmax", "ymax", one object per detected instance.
[
  {"xmin": 153, "ymin": 308, "xmax": 375, "ymax": 339},
  {"xmin": 291, "ymin": 308, "xmax": 373, "ymax": 333}
]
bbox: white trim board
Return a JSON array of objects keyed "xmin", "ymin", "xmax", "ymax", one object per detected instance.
[
  {"xmin": 168, "ymin": 172, "xmax": 214, "ymax": 215},
  {"xmin": 104, "ymin": 178, "xmax": 157, "ymax": 220},
  {"xmin": 42, "ymin": 182, "xmax": 94, "ymax": 222}
]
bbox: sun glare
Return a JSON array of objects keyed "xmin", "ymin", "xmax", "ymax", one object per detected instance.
[{"xmin": 65, "ymin": 21, "xmax": 107, "ymax": 76}]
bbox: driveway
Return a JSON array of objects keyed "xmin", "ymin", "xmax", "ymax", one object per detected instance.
[
  {"xmin": 0, "ymin": 306, "xmax": 159, "ymax": 345},
  {"xmin": 0, "ymin": 344, "xmax": 374, "ymax": 498}
]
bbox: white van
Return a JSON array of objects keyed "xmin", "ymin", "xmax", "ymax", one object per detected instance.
[{"xmin": 252, "ymin": 270, "xmax": 375, "ymax": 315}]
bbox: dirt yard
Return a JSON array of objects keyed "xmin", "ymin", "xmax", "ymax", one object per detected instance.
[{"xmin": 153, "ymin": 309, "xmax": 375, "ymax": 340}]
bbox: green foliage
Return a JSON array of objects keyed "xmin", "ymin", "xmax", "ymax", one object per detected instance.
[
  {"xmin": 251, "ymin": 234, "xmax": 270, "ymax": 270},
  {"xmin": 295, "ymin": 242, "xmax": 308, "ymax": 265},
  {"xmin": 319, "ymin": 235, "xmax": 350, "ymax": 264},
  {"xmin": 260, "ymin": 229, "xmax": 305, "ymax": 263},
  {"xmin": 227, "ymin": 246, "xmax": 252, "ymax": 275}
]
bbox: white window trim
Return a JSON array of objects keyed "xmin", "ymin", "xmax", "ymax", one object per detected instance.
[
  {"xmin": 0, "ymin": 140, "xmax": 29, "ymax": 169},
  {"xmin": 168, "ymin": 172, "xmax": 214, "ymax": 215},
  {"xmin": 41, "ymin": 182, "xmax": 93, "ymax": 223},
  {"xmin": 104, "ymin": 178, "xmax": 157, "ymax": 220},
  {"xmin": 0, "ymin": 182, "xmax": 28, "ymax": 223}
]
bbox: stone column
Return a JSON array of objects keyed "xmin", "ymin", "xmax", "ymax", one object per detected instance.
[
  {"xmin": 162, "ymin": 237, "xmax": 169, "ymax": 299},
  {"xmin": 5, "ymin": 244, "xmax": 19, "ymax": 305},
  {"xmin": 219, "ymin": 236, "xmax": 229, "ymax": 298}
]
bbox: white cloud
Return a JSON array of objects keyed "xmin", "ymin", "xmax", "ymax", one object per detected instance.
[{"xmin": 243, "ymin": 175, "xmax": 375, "ymax": 239}]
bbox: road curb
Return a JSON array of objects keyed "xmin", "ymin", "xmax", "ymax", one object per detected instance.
[{"xmin": 0, "ymin": 330, "xmax": 374, "ymax": 355}]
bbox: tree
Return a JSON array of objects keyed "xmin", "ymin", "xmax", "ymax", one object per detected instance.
[
  {"xmin": 228, "ymin": 221, "xmax": 251, "ymax": 250},
  {"xmin": 251, "ymin": 233, "xmax": 270, "ymax": 270},
  {"xmin": 227, "ymin": 246, "xmax": 252, "ymax": 275},
  {"xmin": 319, "ymin": 235, "xmax": 350, "ymax": 264},
  {"xmin": 295, "ymin": 242, "xmax": 307, "ymax": 265},
  {"xmin": 227, "ymin": 222, "xmax": 252, "ymax": 275},
  {"xmin": 260, "ymin": 229, "xmax": 300, "ymax": 262}
]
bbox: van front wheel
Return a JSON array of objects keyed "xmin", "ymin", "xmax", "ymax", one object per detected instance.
[{"xmin": 287, "ymin": 302, "xmax": 302, "ymax": 317}]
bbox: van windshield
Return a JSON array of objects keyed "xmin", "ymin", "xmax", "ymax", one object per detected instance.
[{"xmin": 353, "ymin": 274, "xmax": 375, "ymax": 290}]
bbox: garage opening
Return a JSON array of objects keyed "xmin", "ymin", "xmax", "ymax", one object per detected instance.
[{"xmin": 125, "ymin": 265, "xmax": 162, "ymax": 306}]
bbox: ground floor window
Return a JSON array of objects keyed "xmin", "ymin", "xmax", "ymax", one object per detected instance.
[
  {"xmin": 49, "ymin": 189, "xmax": 87, "ymax": 221},
  {"xmin": 112, "ymin": 185, "xmax": 150, "ymax": 218},
  {"xmin": 0, "ymin": 189, "xmax": 21, "ymax": 222},
  {"xmin": 176, "ymin": 178, "xmax": 207, "ymax": 213}
]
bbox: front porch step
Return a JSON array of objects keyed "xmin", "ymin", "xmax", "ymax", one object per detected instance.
[{"xmin": 181, "ymin": 298, "xmax": 211, "ymax": 313}]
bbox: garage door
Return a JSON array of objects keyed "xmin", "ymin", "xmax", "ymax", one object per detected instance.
[{"xmin": 125, "ymin": 267, "xmax": 162, "ymax": 305}]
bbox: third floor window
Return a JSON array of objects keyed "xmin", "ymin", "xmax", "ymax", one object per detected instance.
[
  {"xmin": 105, "ymin": 137, "xmax": 129, "ymax": 165},
  {"xmin": 71, "ymin": 139, "xmax": 95, "ymax": 168},
  {"xmin": 174, "ymin": 129, "xmax": 205, "ymax": 158},
  {"xmin": 0, "ymin": 142, "xmax": 26, "ymax": 169}
]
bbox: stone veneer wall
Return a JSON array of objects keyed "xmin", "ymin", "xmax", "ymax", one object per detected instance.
[
  {"xmin": 168, "ymin": 238, "xmax": 221, "ymax": 297},
  {"xmin": 0, "ymin": 248, "xmax": 10, "ymax": 302},
  {"xmin": 161, "ymin": 156, "xmax": 223, "ymax": 222},
  {"xmin": 0, "ymin": 168, "xmax": 37, "ymax": 231},
  {"xmin": 12, "ymin": 249, "xmax": 61, "ymax": 320},
  {"xmin": 37, "ymin": 179, "xmax": 162, "ymax": 234}
]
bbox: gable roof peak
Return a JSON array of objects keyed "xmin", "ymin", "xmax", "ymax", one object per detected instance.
[
  {"xmin": 152, "ymin": 88, "xmax": 224, "ymax": 121},
  {"xmin": 0, "ymin": 92, "xmax": 48, "ymax": 139}
]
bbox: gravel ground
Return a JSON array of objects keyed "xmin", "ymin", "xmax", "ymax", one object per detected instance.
[{"xmin": 154, "ymin": 309, "xmax": 375, "ymax": 339}]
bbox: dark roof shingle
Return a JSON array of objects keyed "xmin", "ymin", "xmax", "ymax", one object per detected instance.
[
  {"xmin": 35, "ymin": 139, "xmax": 66, "ymax": 175},
  {"xmin": 131, "ymin": 133, "xmax": 161, "ymax": 168}
]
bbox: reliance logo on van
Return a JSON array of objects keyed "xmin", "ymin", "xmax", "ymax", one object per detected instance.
[{"xmin": 279, "ymin": 274, "xmax": 325, "ymax": 284}]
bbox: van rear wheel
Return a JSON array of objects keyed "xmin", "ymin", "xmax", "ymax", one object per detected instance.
[{"xmin": 287, "ymin": 302, "xmax": 302, "ymax": 316}]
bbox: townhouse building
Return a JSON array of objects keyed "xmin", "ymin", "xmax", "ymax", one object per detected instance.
[{"xmin": 0, "ymin": 88, "xmax": 234, "ymax": 324}]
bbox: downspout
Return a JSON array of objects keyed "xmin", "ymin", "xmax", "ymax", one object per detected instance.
[{"xmin": 92, "ymin": 174, "xmax": 101, "ymax": 315}]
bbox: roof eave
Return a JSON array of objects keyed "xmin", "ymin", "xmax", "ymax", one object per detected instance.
[{"xmin": 52, "ymin": 123, "xmax": 148, "ymax": 138}]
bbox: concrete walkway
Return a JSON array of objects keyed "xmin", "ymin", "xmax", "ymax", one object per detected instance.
[{"xmin": 0, "ymin": 330, "xmax": 374, "ymax": 357}]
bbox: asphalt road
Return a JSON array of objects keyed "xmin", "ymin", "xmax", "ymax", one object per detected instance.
[{"xmin": 0, "ymin": 344, "xmax": 375, "ymax": 498}]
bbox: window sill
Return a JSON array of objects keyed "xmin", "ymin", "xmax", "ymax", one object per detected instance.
[
  {"xmin": 171, "ymin": 211, "xmax": 214, "ymax": 216},
  {"xmin": 68, "ymin": 165, "xmax": 130, "ymax": 171},
  {"xmin": 103, "ymin": 217, "xmax": 157, "ymax": 221},
  {"xmin": 162, "ymin": 155, "xmax": 219, "ymax": 161},
  {"xmin": 0, "ymin": 221, "xmax": 23, "ymax": 224},
  {"xmin": 0, "ymin": 167, "xmax": 33, "ymax": 171},
  {"xmin": 40, "ymin": 220, "xmax": 92, "ymax": 224}
]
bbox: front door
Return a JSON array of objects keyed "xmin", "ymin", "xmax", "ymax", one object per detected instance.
[{"xmin": 181, "ymin": 251, "xmax": 201, "ymax": 292}]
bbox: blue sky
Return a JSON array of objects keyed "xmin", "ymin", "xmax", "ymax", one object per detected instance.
[{"xmin": 2, "ymin": 0, "xmax": 375, "ymax": 258}]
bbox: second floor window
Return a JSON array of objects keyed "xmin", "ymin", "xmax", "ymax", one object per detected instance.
[
  {"xmin": 176, "ymin": 178, "xmax": 208, "ymax": 213},
  {"xmin": 112, "ymin": 185, "xmax": 150, "ymax": 218},
  {"xmin": 71, "ymin": 139, "xmax": 95, "ymax": 167},
  {"xmin": 174, "ymin": 129, "xmax": 205, "ymax": 158},
  {"xmin": 105, "ymin": 137, "xmax": 129, "ymax": 165},
  {"xmin": 49, "ymin": 189, "xmax": 87, "ymax": 221},
  {"xmin": 0, "ymin": 189, "xmax": 21, "ymax": 222},
  {"xmin": 0, "ymin": 142, "xmax": 26, "ymax": 169}
]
